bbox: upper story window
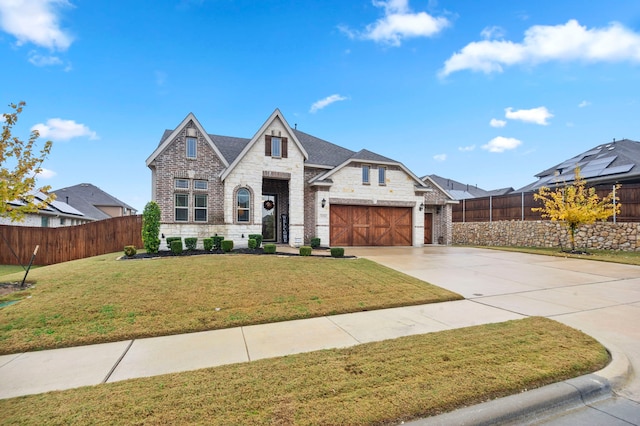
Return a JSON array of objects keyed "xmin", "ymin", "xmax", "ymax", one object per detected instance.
[
  {"xmin": 41, "ymin": 216, "xmax": 49, "ymax": 227},
  {"xmin": 194, "ymin": 180, "xmax": 208, "ymax": 190},
  {"xmin": 175, "ymin": 179, "xmax": 189, "ymax": 189},
  {"xmin": 186, "ymin": 137, "xmax": 197, "ymax": 159},
  {"xmin": 265, "ymin": 135, "xmax": 288, "ymax": 158},
  {"xmin": 237, "ymin": 188, "xmax": 250, "ymax": 222},
  {"xmin": 378, "ymin": 167, "xmax": 386, "ymax": 185},
  {"xmin": 175, "ymin": 194, "xmax": 188, "ymax": 222},
  {"xmin": 362, "ymin": 165, "xmax": 370, "ymax": 184}
]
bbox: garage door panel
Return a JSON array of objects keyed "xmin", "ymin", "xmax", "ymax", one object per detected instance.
[{"xmin": 330, "ymin": 205, "xmax": 412, "ymax": 246}]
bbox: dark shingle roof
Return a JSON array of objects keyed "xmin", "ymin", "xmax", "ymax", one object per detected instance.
[
  {"xmin": 52, "ymin": 183, "xmax": 136, "ymax": 220},
  {"xmin": 426, "ymin": 174, "xmax": 496, "ymax": 200},
  {"xmin": 517, "ymin": 139, "xmax": 640, "ymax": 192},
  {"xmin": 292, "ymin": 129, "xmax": 355, "ymax": 167},
  {"xmin": 349, "ymin": 149, "xmax": 397, "ymax": 163}
]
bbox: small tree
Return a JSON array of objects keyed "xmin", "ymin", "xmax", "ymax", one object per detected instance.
[
  {"xmin": 1, "ymin": 101, "xmax": 54, "ymax": 221},
  {"xmin": 142, "ymin": 201, "xmax": 161, "ymax": 253},
  {"xmin": 532, "ymin": 168, "xmax": 620, "ymax": 251}
]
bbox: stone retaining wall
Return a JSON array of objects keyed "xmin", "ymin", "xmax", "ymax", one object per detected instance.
[{"xmin": 453, "ymin": 221, "xmax": 640, "ymax": 251}]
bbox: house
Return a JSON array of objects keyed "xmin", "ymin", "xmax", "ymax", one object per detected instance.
[
  {"xmin": 0, "ymin": 191, "xmax": 89, "ymax": 227},
  {"xmin": 426, "ymin": 174, "xmax": 513, "ymax": 200},
  {"xmin": 52, "ymin": 183, "xmax": 137, "ymax": 221},
  {"xmin": 517, "ymin": 139, "xmax": 640, "ymax": 192},
  {"xmin": 146, "ymin": 109, "xmax": 456, "ymax": 248}
]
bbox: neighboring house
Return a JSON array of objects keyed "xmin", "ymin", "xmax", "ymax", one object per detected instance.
[
  {"xmin": 146, "ymin": 109, "xmax": 456, "ymax": 248},
  {"xmin": 517, "ymin": 139, "xmax": 640, "ymax": 192},
  {"xmin": 52, "ymin": 183, "xmax": 137, "ymax": 221},
  {"xmin": 0, "ymin": 191, "xmax": 89, "ymax": 227},
  {"xmin": 427, "ymin": 174, "xmax": 513, "ymax": 200}
]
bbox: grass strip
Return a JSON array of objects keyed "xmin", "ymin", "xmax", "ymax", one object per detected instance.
[
  {"xmin": 478, "ymin": 245, "xmax": 640, "ymax": 266},
  {"xmin": 0, "ymin": 253, "xmax": 461, "ymax": 354},
  {"xmin": 0, "ymin": 317, "xmax": 609, "ymax": 425}
]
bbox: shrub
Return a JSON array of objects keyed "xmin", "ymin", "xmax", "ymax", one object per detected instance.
[
  {"xmin": 264, "ymin": 243, "xmax": 277, "ymax": 254},
  {"xmin": 170, "ymin": 239, "xmax": 183, "ymax": 255},
  {"xmin": 185, "ymin": 237, "xmax": 198, "ymax": 251},
  {"xmin": 212, "ymin": 235, "xmax": 225, "ymax": 250},
  {"xmin": 299, "ymin": 246, "xmax": 312, "ymax": 256},
  {"xmin": 221, "ymin": 240, "xmax": 234, "ymax": 252},
  {"xmin": 248, "ymin": 238, "xmax": 257, "ymax": 249},
  {"xmin": 165, "ymin": 237, "xmax": 181, "ymax": 250},
  {"xmin": 310, "ymin": 237, "xmax": 321, "ymax": 249},
  {"xmin": 141, "ymin": 201, "xmax": 161, "ymax": 254},
  {"xmin": 203, "ymin": 238, "xmax": 214, "ymax": 251},
  {"xmin": 248, "ymin": 234, "xmax": 263, "ymax": 247},
  {"xmin": 123, "ymin": 245, "xmax": 137, "ymax": 257},
  {"xmin": 330, "ymin": 247, "xmax": 345, "ymax": 258}
]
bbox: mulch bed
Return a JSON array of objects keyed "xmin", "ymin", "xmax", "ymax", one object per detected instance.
[
  {"xmin": 0, "ymin": 281, "xmax": 33, "ymax": 296},
  {"xmin": 120, "ymin": 248, "xmax": 353, "ymax": 260}
]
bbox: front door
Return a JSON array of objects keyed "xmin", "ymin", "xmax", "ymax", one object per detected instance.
[
  {"xmin": 262, "ymin": 194, "xmax": 277, "ymax": 241},
  {"xmin": 424, "ymin": 213, "xmax": 433, "ymax": 244}
]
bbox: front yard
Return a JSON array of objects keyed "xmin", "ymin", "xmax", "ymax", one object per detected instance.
[{"xmin": 0, "ymin": 253, "xmax": 462, "ymax": 354}]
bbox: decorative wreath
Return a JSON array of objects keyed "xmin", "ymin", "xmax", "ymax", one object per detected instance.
[{"xmin": 263, "ymin": 200, "xmax": 275, "ymax": 210}]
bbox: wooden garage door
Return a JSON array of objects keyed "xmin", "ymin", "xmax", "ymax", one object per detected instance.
[{"xmin": 330, "ymin": 205, "xmax": 412, "ymax": 246}]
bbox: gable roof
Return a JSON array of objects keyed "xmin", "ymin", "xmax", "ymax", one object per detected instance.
[
  {"xmin": 146, "ymin": 113, "xmax": 230, "ymax": 168},
  {"xmin": 220, "ymin": 109, "xmax": 308, "ymax": 181},
  {"xmin": 426, "ymin": 174, "xmax": 513, "ymax": 200},
  {"xmin": 517, "ymin": 139, "xmax": 640, "ymax": 192},
  {"xmin": 52, "ymin": 183, "xmax": 136, "ymax": 220}
]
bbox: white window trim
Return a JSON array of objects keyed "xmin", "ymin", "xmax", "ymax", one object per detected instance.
[
  {"xmin": 194, "ymin": 194, "xmax": 207, "ymax": 222},
  {"xmin": 175, "ymin": 178, "xmax": 189, "ymax": 189},
  {"xmin": 175, "ymin": 193, "xmax": 189, "ymax": 222},
  {"xmin": 186, "ymin": 137, "xmax": 197, "ymax": 159},
  {"xmin": 194, "ymin": 179, "xmax": 208, "ymax": 190}
]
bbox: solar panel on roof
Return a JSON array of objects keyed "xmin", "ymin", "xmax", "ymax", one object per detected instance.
[
  {"xmin": 49, "ymin": 199, "xmax": 84, "ymax": 216},
  {"xmin": 581, "ymin": 169, "xmax": 603, "ymax": 179},
  {"xmin": 598, "ymin": 164, "xmax": 634, "ymax": 177}
]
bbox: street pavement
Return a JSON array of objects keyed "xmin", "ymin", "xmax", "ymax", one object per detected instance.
[{"xmin": 1, "ymin": 246, "xmax": 639, "ymax": 425}]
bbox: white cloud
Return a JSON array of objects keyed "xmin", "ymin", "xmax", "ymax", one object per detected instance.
[
  {"xmin": 482, "ymin": 136, "xmax": 522, "ymax": 153},
  {"xmin": 340, "ymin": 0, "xmax": 449, "ymax": 47},
  {"xmin": 480, "ymin": 26, "xmax": 505, "ymax": 40},
  {"xmin": 36, "ymin": 168, "xmax": 56, "ymax": 179},
  {"xmin": 458, "ymin": 145, "xmax": 475, "ymax": 152},
  {"xmin": 310, "ymin": 94, "xmax": 348, "ymax": 113},
  {"xmin": 433, "ymin": 153, "xmax": 447, "ymax": 161},
  {"xmin": 505, "ymin": 106, "xmax": 553, "ymax": 125},
  {"xmin": 28, "ymin": 51, "xmax": 62, "ymax": 66},
  {"xmin": 578, "ymin": 100, "xmax": 591, "ymax": 108},
  {"xmin": 490, "ymin": 118, "xmax": 506, "ymax": 128},
  {"xmin": 440, "ymin": 19, "xmax": 640, "ymax": 77},
  {"xmin": 31, "ymin": 118, "xmax": 98, "ymax": 141},
  {"xmin": 0, "ymin": 0, "xmax": 73, "ymax": 50}
]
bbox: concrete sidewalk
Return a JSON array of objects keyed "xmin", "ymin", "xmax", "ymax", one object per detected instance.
[
  {"xmin": 0, "ymin": 299, "xmax": 523, "ymax": 399},
  {"xmin": 1, "ymin": 246, "xmax": 639, "ymax": 424}
]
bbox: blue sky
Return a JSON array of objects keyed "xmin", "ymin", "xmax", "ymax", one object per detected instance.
[{"xmin": 2, "ymin": 0, "xmax": 640, "ymax": 212}]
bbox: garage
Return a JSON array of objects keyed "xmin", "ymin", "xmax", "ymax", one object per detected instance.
[{"xmin": 330, "ymin": 205, "xmax": 412, "ymax": 246}]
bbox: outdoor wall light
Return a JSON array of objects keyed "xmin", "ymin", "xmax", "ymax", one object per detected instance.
[
  {"xmin": 321, "ymin": 198, "xmax": 326, "ymax": 208},
  {"xmin": 436, "ymin": 206, "xmax": 441, "ymax": 214},
  {"xmin": 419, "ymin": 203, "xmax": 424, "ymax": 211}
]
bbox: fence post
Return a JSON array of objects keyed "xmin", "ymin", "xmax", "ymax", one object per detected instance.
[
  {"xmin": 613, "ymin": 184, "xmax": 617, "ymax": 224},
  {"xmin": 463, "ymin": 199, "xmax": 465, "ymax": 223},
  {"xmin": 521, "ymin": 192, "xmax": 524, "ymax": 221},
  {"xmin": 489, "ymin": 196, "xmax": 492, "ymax": 223}
]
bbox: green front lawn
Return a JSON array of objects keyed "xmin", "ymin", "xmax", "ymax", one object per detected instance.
[
  {"xmin": 0, "ymin": 317, "xmax": 608, "ymax": 425},
  {"xmin": 482, "ymin": 246, "xmax": 640, "ymax": 265},
  {"xmin": 0, "ymin": 253, "xmax": 462, "ymax": 354}
]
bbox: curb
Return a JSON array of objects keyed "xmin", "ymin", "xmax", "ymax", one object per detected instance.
[{"xmin": 406, "ymin": 343, "xmax": 632, "ymax": 425}]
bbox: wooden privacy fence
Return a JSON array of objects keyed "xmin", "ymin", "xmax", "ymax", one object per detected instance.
[
  {"xmin": 0, "ymin": 215, "xmax": 143, "ymax": 266},
  {"xmin": 453, "ymin": 183, "xmax": 640, "ymax": 223}
]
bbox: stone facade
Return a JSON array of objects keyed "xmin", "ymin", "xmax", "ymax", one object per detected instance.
[
  {"xmin": 422, "ymin": 178, "xmax": 455, "ymax": 245},
  {"xmin": 453, "ymin": 220, "xmax": 640, "ymax": 251}
]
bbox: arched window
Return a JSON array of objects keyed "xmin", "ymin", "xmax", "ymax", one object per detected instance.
[{"xmin": 237, "ymin": 188, "xmax": 250, "ymax": 222}]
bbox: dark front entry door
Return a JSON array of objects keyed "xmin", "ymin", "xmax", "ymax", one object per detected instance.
[
  {"xmin": 424, "ymin": 213, "xmax": 433, "ymax": 244},
  {"xmin": 262, "ymin": 194, "xmax": 277, "ymax": 241}
]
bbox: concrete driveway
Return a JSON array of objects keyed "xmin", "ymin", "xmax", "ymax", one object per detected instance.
[{"xmin": 347, "ymin": 246, "xmax": 640, "ymax": 404}]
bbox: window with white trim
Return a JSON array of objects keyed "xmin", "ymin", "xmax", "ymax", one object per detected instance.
[
  {"xmin": 175, "ymin": 194, "xmax": 188, "ymax": 222},
  {"xmin": 186, "ymin": 137, "xmax": 197, "ymax": 159},
  {"xmin": 362, "ymin": 165, "xmax": 370, "ymax": 184},
  {"xmin": 175, "ymin": 179, "xmax": 189, "ymax": 189},
  {"xmin": 194, "ymin": 194, "xmax": 207, "ymax": 222},
  {"xmin": 271, "ymin": 137, "xmax": 281, "ymax": 157},
  {"xmin": 194, "ymin": 180, "xmax": 208, "ymax": 190},
  {"xmin": 237, "ymin": 188, "xmax": 250, "ymax": 222}
]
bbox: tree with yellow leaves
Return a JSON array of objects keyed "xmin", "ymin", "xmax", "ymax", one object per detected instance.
[
  {"xmin": 532, "ymin": 167, "xmax": 620, "ymax": 251},
  {"xmin": 1, "ymin": 102, "xmax": 55, "ymax": 222}
]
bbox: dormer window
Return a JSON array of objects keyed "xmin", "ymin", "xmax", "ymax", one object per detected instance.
[
  {"xmin": 265, "ymin": 135, "xmax": 288, "ymax": 158},
  {"xmin": 186, "ymin": 137, "xmax": 197, "ymax": 159}
]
